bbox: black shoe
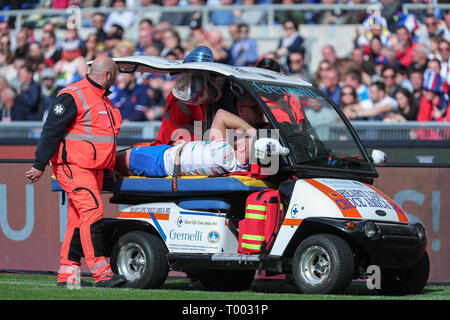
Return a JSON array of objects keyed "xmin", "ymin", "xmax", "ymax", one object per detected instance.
[
  {"xmin": 57, "ymin": 279, "xmax": 93, "ymax": 288},
  {"xmin": 95, "ymin": 274, "xmax": 127, "ymax": 288}
]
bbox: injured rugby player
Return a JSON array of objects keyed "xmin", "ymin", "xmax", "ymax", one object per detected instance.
[{"xmin": 115, "ymin": 109, "xmax": 257, "ymax": 177}]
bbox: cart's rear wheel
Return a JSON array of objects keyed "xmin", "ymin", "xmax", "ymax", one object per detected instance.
[{"xmin": 111, "ymin": 231, "xmax": 169, "ymax": 289}]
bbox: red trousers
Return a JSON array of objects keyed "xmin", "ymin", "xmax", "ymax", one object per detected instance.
[{"xmin": 53, "ymin": 163, "xmax": 112, "ymax": 283}]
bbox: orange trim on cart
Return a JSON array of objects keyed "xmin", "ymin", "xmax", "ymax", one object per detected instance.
[
  {"xmin": 304, "ymin": 179, "xmax": 362, "ymax": 218},
  {"xmin": 118, "ymin": 211, "xmax": 170, "ymax": 220},
  {"xmin": 364, "ymin": 184, "xmax": 409, "ymax": 223},
  {"xmin": 282, "ymin": 218, "xmax": 302, "ymax": 226}
]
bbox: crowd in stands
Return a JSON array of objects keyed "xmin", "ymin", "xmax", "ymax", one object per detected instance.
[{"xmin": 0, "ymin": 0, "xmax": 449, "ymax": 129}]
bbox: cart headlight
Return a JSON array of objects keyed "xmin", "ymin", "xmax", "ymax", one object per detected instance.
[
  {"xmin": 415, "ymin": 223, "xmax": 426, "ymax": 241},
  {"xmin": 364, "ymin": 221, "xmax": 379, "ymax": 238}
]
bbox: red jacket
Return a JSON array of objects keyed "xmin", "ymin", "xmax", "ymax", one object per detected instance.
[
  {"xmin": 135, "ymin": 92, "xmax": 205, "ymax": 147},
  {"xmin": 50, "ymin": 77, "xmax": 122, "ymax": 170}
]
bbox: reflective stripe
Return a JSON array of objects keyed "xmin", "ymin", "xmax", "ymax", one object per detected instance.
[
  {"xmin": 241, "ymin": 243, "xmax": 261, "ymax": 250},
  {"xmin": 242, "ymin": 234, "xmax": 265, "ymax": 241},
  {"xmin": 65, "ymin": 133, "xmax": 115, "ymax": 143},
  {"xmin": 246, "ymin": 204, "xmax": 266, "ymax": 211},
  {"xmin": 63, "ymin": 85, "xmax": 92, "ymax": 135},
  {"xmin": 245, "ymin": 212, "xmax": 266, "ymax": 220}
]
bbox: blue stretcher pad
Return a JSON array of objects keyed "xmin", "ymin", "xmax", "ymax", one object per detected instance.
[{"xmin": 51, "ymin": 175, "xmax": 271, "ymax": 196}]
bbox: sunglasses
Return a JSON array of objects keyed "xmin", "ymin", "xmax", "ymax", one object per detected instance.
[{"xmin": 383, "ymin": 74, "xmax": 395, "ymax": 79}]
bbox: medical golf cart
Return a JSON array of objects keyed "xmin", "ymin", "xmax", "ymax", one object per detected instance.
[{"xmin": 52, "ymin": 56, "xmax": 429, "ymax": 295}]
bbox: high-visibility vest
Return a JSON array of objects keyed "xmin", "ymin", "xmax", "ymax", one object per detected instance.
[
  {"xmin": 262, "ymin": 93, "xmax": 304, "ymax": 125},
  {"xmin": 238, "ymin": 190, "xmax": 283, "ymax": 254},
  {"xmin": 133, "ymin": 92, "xmax": 206, "ymax": 147},
  {"xmin": 50, "ymin": 77, "xmax": 122, "ymax": 170}
]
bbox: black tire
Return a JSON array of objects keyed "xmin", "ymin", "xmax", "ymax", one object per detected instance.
[
  {"xmin": 378, "ymin": 251, "xmax": 430, "ymax": 296},
  {"xmin": 110, "ymin": 231, "xmax": 169, "ymax": 289},
  {"xmin": 292, "ymin": 234, "xmax": 354, "ymax": 294},
  {"xmin": 199, "ymin": 270, "xmax": 255, "ymax": 292}
]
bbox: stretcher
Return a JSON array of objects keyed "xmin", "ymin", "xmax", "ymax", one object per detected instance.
[{"xmin": 51, "ymin": 174, "xmax": 272, "ymax": 196}]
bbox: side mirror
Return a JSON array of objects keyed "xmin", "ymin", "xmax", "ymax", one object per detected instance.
[
  {"xmin": 254, "ymin": 138, "xmax": 290, "ymax": 160},
  {"xmin": 371, "ymin": 149, "xmax": 387, "ymax": 166}
]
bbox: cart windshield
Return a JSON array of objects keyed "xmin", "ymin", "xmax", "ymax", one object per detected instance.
[{"xmin": 245, "ymin": 80, "xmax": 373, "ymax": 172}]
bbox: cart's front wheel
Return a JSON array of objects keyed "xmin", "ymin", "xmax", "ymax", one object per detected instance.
[
  {"xmin": 292, "ymin": 234, "xmax": 354, "ymax": 294},
  {"xmin": 111, "ymin": 231, "xmax": 169, "ymax": 289}
]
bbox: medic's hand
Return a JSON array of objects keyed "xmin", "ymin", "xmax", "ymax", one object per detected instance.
[
  {"xmin": 107, "ymin": 169, "xmax": 120, "ymax": 183},
  {"xmin": 25, "ymin": 167, "xmax": 44, "ymax": 183}
]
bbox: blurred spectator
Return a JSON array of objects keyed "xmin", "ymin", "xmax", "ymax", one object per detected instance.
[
  {"xmin": 255, "ymin": 57, "xmax": 280, "ymax": 73},
  {"xmin": 27, "ymin": 42, "xmax": 45, "ymax": 73},
  {"xmin": 160, "ymin": 29, "xmax": 181, "ymax": 57},
  {"xmin": 105, "ymin": 0, "xmax": 136, "ymax": 31},
  {"xmin": 395, "ymin": 65, "xmax": 414, "ymax": 93},
  {"xmin": 206, "ymin": 29, "xmax": 229, "ymax": 64},
  {"xmin": 210, "ymin": 0, "xmax": 236, "ymax": 26},
  {"xmin": 355, "ymin": 14, "xmax": 390, "ymax": 48},
  {"xmin": 384, "ymin": 88, "xmax": 419, "ymax": 122},
  {"xmin": 275, "ymin": 0, "xmax": 305, "ymax": 26},
  {"xmin": 415, "ymin": 70, "xmax": 446, "ymax": 139},
  {"xmin": 427, "ymin": 58, "xmax": 441, "ymax": 75},
  {"xmin": 343, "ymin": 81, "xmax": 398, "ymax": 121},
  {"xmin": 313, "ymin": 0, "xmax": 345, "ymax": 25},
  {"xmin": 391, "ymin": 25, "xmax": 415, "ymax": 69},
  {"xmin": 409, "ymin": 43, "xmax": 430, "ymax": 74},
  {"xmin": 445, "ymin": 10, "xmax": 450, "ymax": 42},
  {"xmin": 234, "ymin": 0, "xmax": 267, "ymax": 25},
  {"xmin": 0, "ymin": 83, "xmax": 15, "ymax": 122},
  {"xmin": 305, "ymin": 98, "xmax": 340, "ymax": 138},
  {"xmin": 0, "ymin": 34, "xmax": 14, "ymax": 67},
  {"xmin": 13, "ymin": 65, "xmax": 41, "ymax": 120},
  {"xmin": 373, "ymin": 55, "xmax": 390, "ymax": 81},
  {"xmin": 105, "ymin": 24, "xmax": 124, "ymax": 52},
  {"xmin": 315, "ymin": 60, "xmax": 332, "ymax": 89},
  {"xmin": 91, "ymin": 12, "xmax": 108, "ymax": 43},
  {"xmin": 339, "ymin": 85, "xmax": 358, "ymax": 111},
  {"xmin": 321, "ymin": 67, "xmax": 342, "ymax": 106},
  {"xmin": 350, "ymin": 47, "xmax": 374, "ymax": 83},
  {"xmin": 321, "ymin": 45, "xmax": 343, "ymax": 79},
  {"xmin": 382, "ymin": 66, "xmax": 401, "ymax": 98},
  {"xmin": 159, "ymin": 0, "xmax": 190, "ymax": 26},
  {"xmin": 0, "ymin": 57, "xmax": 25, "ymax": 90},
  {"xmin": 409, "ymin": 67, "xmax": 424, "ymax": 106},
  {"xmin": 287, "ymin": 50, "xmax": 313, "ymax": 83},
  {"xmin": 14, "ymin": 29, "xmax": 29, "ymax": 59},
  {"xmin": 112, "ymin": 40, "xmax": 136, "ymax": 58},
  {"xmin": 185, "ymin": 22, "xmax": 209, "ymax": 54},
  {"xmin": 186, "ymin": 0, "xmax": 204, "ymax": 30},
  {"xmin": 343, "ymin": 68, "xmax": 369, "ymax": 102},
  {"xmin": 152, "ymin": 22, "xmax": 171, "ymax": 53},
  {"xmin": 276, "ymin": 20, "xmax": 304, "ymax": 69},
  {"xmin": 416, "ymin": 13, "xmax": 446, "ymax": 48},
  {"xmin": 54, "ymin": 40, "xmax": 88, "ymax": 87},
  {"xmin": 41, "ymin": 31, "xmax": 61, "ymax": 68},
  {"xmin": 136, "ymin": 19, "xmax": 154, "ymax": 55},
  {"xmin": 110, "ymin": 72, "xmax": 149, "ymax": 122},
  {"xmin": 38, "ymin": 67, "xmax": 63, "ymax": 121},
  {"xmin": 83, "ymin": 33, "xmax": 99, "ymax": 61},
  {"xmin": 230, "ymin": 23, "xmax": 258, "ymax": 67},
  {"xmin": 438, "ymin": 39, "xmax": 450, "ymax": 84}
]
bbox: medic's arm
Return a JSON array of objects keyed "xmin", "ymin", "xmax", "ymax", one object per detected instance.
[
  {"xmin": 209, "ymin": 108, "xmax": 255, "ymax": 141},
  {"xmin": 33, "ymin": 94, "xmax": 78, "ymax": 171}
]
